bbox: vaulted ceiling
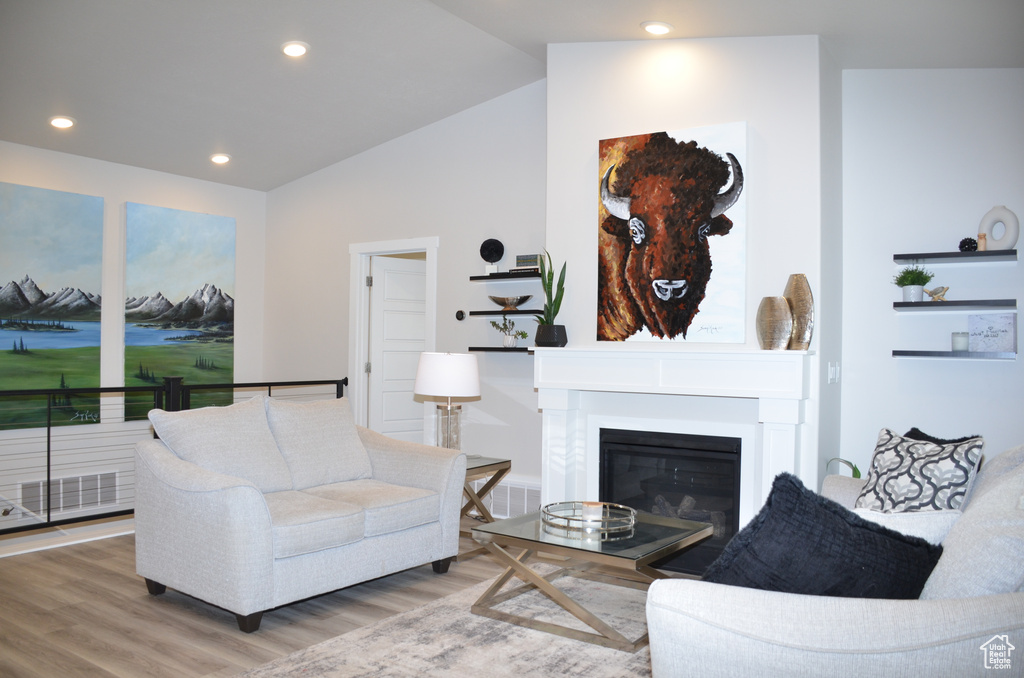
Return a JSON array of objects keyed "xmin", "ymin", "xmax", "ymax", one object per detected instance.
[{"xmin": 2, "ymin": 0, "xmax": 1021, "ymax": 191}]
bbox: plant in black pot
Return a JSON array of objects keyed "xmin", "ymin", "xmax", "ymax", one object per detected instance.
[{"xmin": 533, "ymin": 250, "xmax": 567, "ymax": 347}]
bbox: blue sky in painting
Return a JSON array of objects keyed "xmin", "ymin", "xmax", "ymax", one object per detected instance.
[
  {"xmin": 0, "ymin": 181, "xmax": 103, "ymax": 293},
  {"xmin": 126, "ymin": 202, "xmax": 235, "ymax": 302}
]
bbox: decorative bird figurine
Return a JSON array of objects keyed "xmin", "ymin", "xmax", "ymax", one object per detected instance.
[{"xmin": 925, "ymin": 286, "xmax": 948, "ymax": 302}]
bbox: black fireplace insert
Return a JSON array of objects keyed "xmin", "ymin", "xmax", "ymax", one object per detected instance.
[{"xmin": 599, "ymin": 428, "xmax": 741, "ymax": 575}]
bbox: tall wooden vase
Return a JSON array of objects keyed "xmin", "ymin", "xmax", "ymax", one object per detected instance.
[{"xmin": 783, "ymin": 273, "xmax": 814, "ymax": 350}]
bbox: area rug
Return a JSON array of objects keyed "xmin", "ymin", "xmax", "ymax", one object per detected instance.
[{"xmin": 242, "ymin": 568, "xmax": 653, "ymax": 678}]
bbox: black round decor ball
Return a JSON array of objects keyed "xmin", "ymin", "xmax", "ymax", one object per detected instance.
[
  {"xmin": 959, "ymin": 237, "xmax": 978, "ymax": 252},
  {"xmin": 480, "ymin": 239, "xmax": 504, "ymax": 263}
]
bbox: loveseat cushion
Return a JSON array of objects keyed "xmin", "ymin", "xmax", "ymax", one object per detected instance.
[
  {"xmin": 304, "ymin": 479, "xmax": 439, "ymax": 537},
  {"xmin": 263, "ymin": 491, "xmax": 365, "ymax": 558},
  {"xmin": 703, "ymin": 473, "xmax": 943, "ymax": 599},
  {"xmin": 149, "ymin": 395, "xmax": 292, "ymax": 493},
  {"xmin": 920, "ymin": 454, "xmax": 1024, "ymax": 599},
  {"xmin": 265, "ymin": 397, "xmax": 373, "ymax": 490}
]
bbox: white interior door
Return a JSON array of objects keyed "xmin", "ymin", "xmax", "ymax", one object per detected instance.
[{"xmin": 368, "ymin": 255, "xmax": 426, "ymax": 442}]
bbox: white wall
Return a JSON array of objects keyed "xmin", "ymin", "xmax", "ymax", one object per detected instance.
[
  {"xmin": 841, "ymin": 69, "xmax": 1024, "ymax": 465},
  {"xmin": 545, "ymin": 36, "xmax": 834, "ymax": 479},
  {"xmin": 0, "ymin": 140, "xmax": 268, "ymax": 385},
  {"xmin": 264, "ymin": 81, "xmax": 547, "ymax": 479},
  {"xmin": 816, "ymin": 43, "xmax": 845, "ymax": 482}
]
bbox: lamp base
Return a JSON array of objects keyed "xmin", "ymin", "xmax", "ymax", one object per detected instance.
[{"xmin": 435, "ymin": 404, "xmax": 463, "ymax": 450}]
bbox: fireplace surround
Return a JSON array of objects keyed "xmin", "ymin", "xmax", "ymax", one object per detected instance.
[{"xmin": 534, "ymin": 346, "xmax": 815, "ymax": 529}]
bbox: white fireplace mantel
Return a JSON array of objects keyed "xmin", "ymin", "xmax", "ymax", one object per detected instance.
[{"xmin": 533, "ymin": 346, "xmax": 814, "ymax": 525}]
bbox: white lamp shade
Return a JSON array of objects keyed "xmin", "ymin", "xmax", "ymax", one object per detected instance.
[{"xmin": 414, "ymin": 352, "xmax": 480, "ymax": 398}]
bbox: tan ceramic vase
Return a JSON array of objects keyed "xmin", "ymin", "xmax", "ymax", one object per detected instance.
[
  {"xmin": 783, "ymin": 273, "xmax": 814, "ymax": 350},
  {"xmin": 756, "ymin": 296, "xmax": 793, "ymax": 350}
]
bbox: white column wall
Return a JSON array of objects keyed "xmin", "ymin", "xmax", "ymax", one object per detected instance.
[{"xmin": 545, "ymin": 36, "xmax": 831, "ymax": 479}]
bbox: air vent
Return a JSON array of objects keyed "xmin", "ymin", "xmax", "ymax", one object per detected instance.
[
  {"xmin": 469, "ymin": 478, "xmax": 541, "ymax": 519},
  {"xmin": 19, "ymin": 473, "xmax": 117, "ymax": 516}
]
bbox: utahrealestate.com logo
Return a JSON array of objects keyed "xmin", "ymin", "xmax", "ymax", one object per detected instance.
[{"xmin": 980, "ymin": 635, "xmax": 1015, "ymax": 670}]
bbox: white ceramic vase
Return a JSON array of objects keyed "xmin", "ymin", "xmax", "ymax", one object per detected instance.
[
  {"xmin": 902, "ymin": 285, "xmax": 924, "ymax": 302},
  {"xmin": 503, "ymin": 335, "xmax": 519, "ymax": 348}
]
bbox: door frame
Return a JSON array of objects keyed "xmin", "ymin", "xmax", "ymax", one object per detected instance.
[{"xmin": 348, "ymin": 237, "xmax": 439, "ymax": 428}]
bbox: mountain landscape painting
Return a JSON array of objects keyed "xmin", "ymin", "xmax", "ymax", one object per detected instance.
[
  {"xmin": 125, "ymin": 202, "xmax": 235, "ymax": 416},
  {"xmin": 0, "ymin": 182, "xmax": 104, "ymax": 430}
]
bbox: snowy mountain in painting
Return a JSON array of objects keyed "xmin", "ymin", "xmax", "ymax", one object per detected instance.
[
  {"xmin": 0, "ymin": 276, "xmax": 101, "ymax": 320},
  {"xmin": 0, "ymin": 276, "xmax": 232, "ymax": 326}
]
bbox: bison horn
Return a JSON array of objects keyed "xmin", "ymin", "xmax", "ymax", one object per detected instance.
[
  {"xmin": 601, "ymin": 165, "xmax": 631, "ymax": 220},
  {"xmin": 710, "ymin": 153, "xmax": 743, "ymax": 219}
]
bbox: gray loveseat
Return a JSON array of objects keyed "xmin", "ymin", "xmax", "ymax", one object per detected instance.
[
  {"xmin": 646, "ymin": 444, "xmax": 1024, "ymax": 677},
  {"xmin": 134, "ymin": 395, "xmax": 466, "ymax": 631}
]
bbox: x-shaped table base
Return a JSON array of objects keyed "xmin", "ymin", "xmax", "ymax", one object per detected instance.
[
  {"xmin": 471, "ymin": 541, "xmax": 666, "ymax": 653},
  {"xmin": 458, "ymin": 458, "xmax": 511, "ymax": 561}
]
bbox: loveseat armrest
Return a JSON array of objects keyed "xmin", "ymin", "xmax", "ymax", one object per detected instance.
[
  {"xmin": 136, "ymin": 438, "xmax": 267, "ymax": 494},
  {"xmin": 356, "ymin": 426, "xmax": 466, "ymax": 558},
  {"xmin": 134, "ymin": 438, "xmax": 275, "ymax": 615},
  {"xmin": 820, "ymin": 473, "xmax": 865, "ymax": 508},
  {"xmin": 356, "ymin": 425, "xmax": 466, "ymax": 494},
  {"xmin": 647, "ymin": 578, "xmax": 1024, "ymax": 677}
]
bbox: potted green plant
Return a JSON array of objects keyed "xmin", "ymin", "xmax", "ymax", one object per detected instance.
[
  {"xmin": 893, "ymin": 265, "xmax": 934, "ymax": 302},
  {"xmin": 533, "ymin": 250, "xmax": 567, "ymax": 347},
  {"xmin": 490, "ymin": 314, "xmax": 529, "ymax": 348}
]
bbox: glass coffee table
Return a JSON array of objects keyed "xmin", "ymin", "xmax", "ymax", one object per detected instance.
[{"xmin": 471, "ymin": 509, "xmax": 712, "ymax": 652}]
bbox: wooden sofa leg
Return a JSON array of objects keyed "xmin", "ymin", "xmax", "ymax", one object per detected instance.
[
  {"xmin": 432, "ymin": 557, "xmax": 452, "ymax": 574},
  {"xmin": 145, "ymin": 578, "xmax": 167, "ymax": 595},
  {"xmin": 236, "ymin": 611, "xmax": 263, "ymax": 633}
]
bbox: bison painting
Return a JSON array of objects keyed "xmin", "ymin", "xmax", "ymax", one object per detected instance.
[{"xmin": 598, "ymin": 131, "xmax": 744, "ymax": 341}]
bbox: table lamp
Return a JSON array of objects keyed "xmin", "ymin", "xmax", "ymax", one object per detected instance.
[{"xmin": 413, "ymin": 352, "xmax": 480, "ymax": 449}]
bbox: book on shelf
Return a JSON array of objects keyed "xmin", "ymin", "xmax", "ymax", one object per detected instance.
[{"xmin": 516, "ymin": 254, "xmax": 540, "ymax": 268}]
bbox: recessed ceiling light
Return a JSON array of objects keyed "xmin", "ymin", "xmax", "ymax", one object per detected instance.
[
  {"xmin": 641, "ymin": 21, "xmax": 673, "ymax": 36},
  {"xmin": 49, "ymin": 116, "xmax": 76, "ymax": 129},
  {"xmin": 210, "ymin": 153, "xmax": 231, "ymax": 165},
  {"xmin": 282, "ymin": 41, "xmax": 309, "ymax": 57}
]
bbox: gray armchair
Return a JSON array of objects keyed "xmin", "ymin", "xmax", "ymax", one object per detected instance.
[{"xmin": 646, "ymin": 445, "xmax": 1024, "ymax": 677}]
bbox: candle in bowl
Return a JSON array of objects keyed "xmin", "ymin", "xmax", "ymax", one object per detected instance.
[{"xmin": 581, "ymin": 501, "xmax": 603, "ymax": 523}]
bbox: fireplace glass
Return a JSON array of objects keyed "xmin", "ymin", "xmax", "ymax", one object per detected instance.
[{"xmin": 599, "ymin": 428, "xmax": 740, "ymax": 575}]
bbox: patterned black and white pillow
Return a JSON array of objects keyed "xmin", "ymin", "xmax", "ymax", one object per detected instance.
[{"xmin": 855, "ymin": 428, "xmax": 984, "ymax": 513}]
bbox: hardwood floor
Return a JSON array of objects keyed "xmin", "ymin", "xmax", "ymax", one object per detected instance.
[{"xmin": 0, "ymin": 530, "xmax": 505, "ymax": 677}]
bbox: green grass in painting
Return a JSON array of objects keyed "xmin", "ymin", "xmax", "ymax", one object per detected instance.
[
  {"xmin": 125, "ymin": 343, "xmax": 234, "ymax": 419},
  {"xmin": 0, "ymin": 347, "xmax": 100, "ymax": 430},
  {"xmin": 0, "ymin": 343, "xmax": 235, "ymax": 429}
]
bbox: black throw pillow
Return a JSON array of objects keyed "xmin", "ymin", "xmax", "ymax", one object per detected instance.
[
  {"xmin": 702, "ymin": 473, "xmax": 943, "ymax": 599},
  {"xmin": 904, "ymin": 427, "xmax": 979, "ymax": 446}
]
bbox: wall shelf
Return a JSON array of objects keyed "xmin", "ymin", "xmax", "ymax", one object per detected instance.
[
  {"xmin": 892, "ymin": 250, "xmax": 1017, "ymax": 359},
  {"xmin": 469, "ymin": 309, "xmax": 541, "ymax": 316},
  {"xmin": 469, "ymin": 271, "xmax": 541, "ymax": 281},
  {"xmin": 893, "ymin": 250, "xmax": 1017, "ymax": 264},
  {"xmin": 469, "ymin": 272, "xmax": 541, "ymax": 352},
  {"xmin": 892, "ymin": 350, "xmax": 1016, "ymax": 360},
  {"xmin": 893, "ymin": 299, "xmax": 1016, "ymax": 312}
]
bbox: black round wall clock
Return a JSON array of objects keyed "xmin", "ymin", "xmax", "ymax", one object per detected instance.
[{"xmin": 480, "ymin": 239, "xmax": 504, "ymax": 263}]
